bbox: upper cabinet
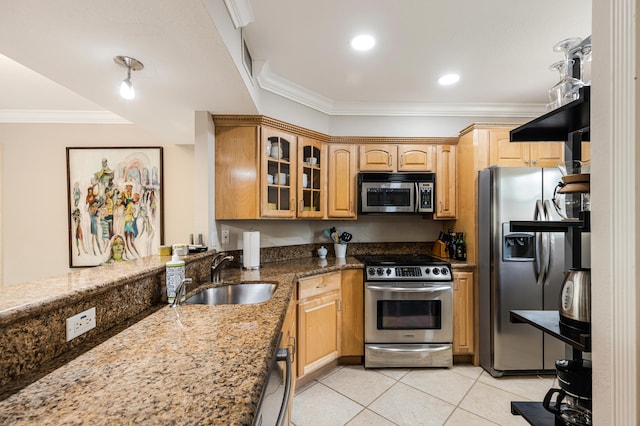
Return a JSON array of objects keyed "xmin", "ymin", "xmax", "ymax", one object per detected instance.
[
  {"xmin": 262, "ymin": 128, "xmax": 297, "ymax": 218},
  {"xmin": 215, "ymin": 125, "xmax": 260, "ymax": 220},
  {"xmin": 434, "ymin": 145, "xmax": 457, "ymax": 219},
  {"xmin": 359, "ymin": 144, "xmax": 435, "ymax": 172},
  {"xmin": 489, "ymin": 128, "xmax": 564, "ymax": 167},
  {"xmin": 359, "ymin": 144, "xmax": 396, "ymax": 171},
  {"xmin": 397, "ymin": 145, "xmax": 436, "ymax": 171},
  {"xmin": 327, "ymin": 144, "xmax": 358, "ymax": 218},
  {"xmin": 297, "ymin": 136, "xmax": 326, "ymax": 218},
  {"xmin": 214, "ymin": 116, "xmax": 329, "ymax": 220}
]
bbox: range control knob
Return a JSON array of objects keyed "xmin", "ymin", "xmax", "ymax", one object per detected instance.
[
  {"xmin": 432, "ymin": 268, "xmax": 440, "ymax": 275},
  {"xmin": 385, "ymin": 268, "xmax": 392, "ymax": 275},
  {"xmin": 368, "ymin": 268, "xmax": 375, "ymax": 276},
  {"xmin": 424, "ymin": 268, "xmax": 431, "ymax": 274},
  {"xmin": 440, "ymin": 268, "xmax": 449, "ymax": 276},
  {"xmin": 376, "ymin": 268, "xmax": 383, "ymax": 276}
]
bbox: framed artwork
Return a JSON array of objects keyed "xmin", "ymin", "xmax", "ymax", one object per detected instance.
[{"xmin": 66, "ymin": 147, "xmax": 164, "ymax": 267}]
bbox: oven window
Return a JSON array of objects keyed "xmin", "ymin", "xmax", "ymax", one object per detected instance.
[
  {"xmin": 377, "ymin": 300, "xmax": 441, "ymax": 329},
  {"xmin": 366, "ymin": 188, "xmax": 412, "ymax": 207}
]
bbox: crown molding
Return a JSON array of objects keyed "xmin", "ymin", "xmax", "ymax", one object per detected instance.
[
  {"xmin": 257, "ymin": 64, "xmax": 548, "ymax": 118},
  {"xmin": 223, "ymin": 0, "xmax": 254, "ymax": 28},
  {"xmin": 0, "ymin": 110, "xmax": 130, "ymax": 124}
]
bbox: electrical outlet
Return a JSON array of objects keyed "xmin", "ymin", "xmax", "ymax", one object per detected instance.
[
  {"xmin": 66, "ymin": 307, "xmax": 96, "ymax": 341},
  {"xmin": 221, "ymin": 230, "xmax": 230, "ymax": 245}
]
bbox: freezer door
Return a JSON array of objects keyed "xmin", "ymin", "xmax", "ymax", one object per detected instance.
[{"xmin": 492, "ymin": 168, "xmax": 546, "ymax": 372}]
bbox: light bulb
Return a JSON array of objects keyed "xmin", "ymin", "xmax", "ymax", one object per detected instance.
[
  {"xmin": 438, "ymin": 74, "xmax": 460, "ymax": 86},
  {"xmin": 120, "ymin": 78, "xmax": 135, "ymax": 99},
  {"xmin": 350, "ymin": 34, "xmax": 376, "ymax": 51}
]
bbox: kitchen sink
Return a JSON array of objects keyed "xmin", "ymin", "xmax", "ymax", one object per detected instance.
[{"xmin": 184, "ymin": 283, "xmax": 277, "ymax": 305}]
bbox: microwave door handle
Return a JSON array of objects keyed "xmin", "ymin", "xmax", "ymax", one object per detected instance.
[{"xmin": 414, "ymin": 182, "xmax": 419, "ymax": 212}]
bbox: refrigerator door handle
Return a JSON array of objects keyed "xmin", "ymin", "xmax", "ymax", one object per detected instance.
[
  {"xmin": 541, "ymin": 200, "xmax": 554, "ymax": 286},
  {"xmin": 534, "ymin": 200, "xmax": 544, "ymax": 285}
]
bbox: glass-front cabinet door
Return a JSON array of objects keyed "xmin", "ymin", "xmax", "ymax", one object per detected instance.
[
  {"xmin": 297, "ymin": 137, "xmax": 325, "ymax": 218},
  {"xmin": 262, "ymin": 127, "xmax": 297, "ymax": 218}
]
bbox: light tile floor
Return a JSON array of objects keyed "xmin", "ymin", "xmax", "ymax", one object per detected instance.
[{"xmin": 292, "ymin": 365, "xmax": 557, "ymax": 426}]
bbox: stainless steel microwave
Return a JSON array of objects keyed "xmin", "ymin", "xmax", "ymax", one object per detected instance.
[{"xmin": 358, "ymin": 172, "xmax": 435, "ymax": 214}]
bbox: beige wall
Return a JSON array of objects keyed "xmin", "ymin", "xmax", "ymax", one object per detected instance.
[{"xmin": 0, "ymin": 123, "xmax": 195, "ymax": 286}]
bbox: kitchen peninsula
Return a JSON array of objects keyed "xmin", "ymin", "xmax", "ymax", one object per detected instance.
[{"xmin": 0, "ymin": 251, "xmax": 362, "ymax": 424}]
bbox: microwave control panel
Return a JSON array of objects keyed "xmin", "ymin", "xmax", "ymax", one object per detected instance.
[{"xmin": 417, "ymin": 182, "xmax": 434, "ymax": 213}]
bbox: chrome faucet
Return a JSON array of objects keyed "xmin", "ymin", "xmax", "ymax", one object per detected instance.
[
  {"xmin": 211, "ymin": 254, "xmax": 234, "ymax": 283},
  {"xmin": 171, "ymin": 278, "xmax": 193, "ymax": 307}
]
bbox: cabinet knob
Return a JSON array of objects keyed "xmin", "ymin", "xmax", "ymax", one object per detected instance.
[
  {"xmin": 532, "ymin": 160, "xmax": 539, "ymax": 165},
  {"xmin": 525, "ymin": 160, "xmax": 531, "ymax": 165}
]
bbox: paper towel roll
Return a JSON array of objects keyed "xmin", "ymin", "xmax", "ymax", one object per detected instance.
[{"xmin": 243, "ymin": 231, "xmax": 260, "ymax": 269}]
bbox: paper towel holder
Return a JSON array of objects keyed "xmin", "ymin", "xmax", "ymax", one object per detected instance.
[{"xmin": 242, "ymin": 228, "xmax": 261, "ymax": 270}]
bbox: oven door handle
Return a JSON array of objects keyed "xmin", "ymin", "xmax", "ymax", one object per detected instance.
[
  {"xmin": 366, "ymin": 285, "xmax": 451, "ymax": 293},
  {"xmin": 367, "ymin": 344, "xmax": 451, "ymax": 353}
]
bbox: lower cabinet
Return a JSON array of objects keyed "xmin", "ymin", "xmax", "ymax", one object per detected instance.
[
  {"xmin": 340, "ymin": 269, "xmax": 364, "ymax": 357},
  {"xmin": 297, "ymin": 272, "xmax": 342, "ymax": 378},
  {"xmin": 452, "ymin": 271, "xmax": 474, "ymax": 355}
]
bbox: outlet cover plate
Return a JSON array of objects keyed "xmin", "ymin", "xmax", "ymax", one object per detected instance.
[{"xmin": 66, "ymin": 307, "xmax": 96, "ymax": 341}]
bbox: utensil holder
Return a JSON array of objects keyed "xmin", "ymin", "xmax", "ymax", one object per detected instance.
[{"xmin": 334, "ymin": 243, "xmax": 347, "ymax": 258}]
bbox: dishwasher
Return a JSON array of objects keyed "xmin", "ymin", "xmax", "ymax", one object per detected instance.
[{"xmin": 252, "ymin": 333, "xmax": 292, "ymax": 426}]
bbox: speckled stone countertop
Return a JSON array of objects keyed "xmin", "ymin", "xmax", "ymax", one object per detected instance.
[{"xmin": 0, "ymin": 256, "xmax": 363, "ymax": 425}]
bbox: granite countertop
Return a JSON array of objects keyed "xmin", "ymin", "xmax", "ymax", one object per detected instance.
[{"xmin": 0, "ymin": 256, "xmax": 363, "ymax": 425}]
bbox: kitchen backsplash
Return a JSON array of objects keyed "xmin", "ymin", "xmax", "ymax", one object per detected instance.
[{"xmin": 215, "ymin": 215, "xmax": 442, "ymax": 252}]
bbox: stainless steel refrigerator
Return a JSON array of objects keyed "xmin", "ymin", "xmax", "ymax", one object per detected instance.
[{"xmin": 478, "ymin": 166, "xmax": 566, "ymax": 377}]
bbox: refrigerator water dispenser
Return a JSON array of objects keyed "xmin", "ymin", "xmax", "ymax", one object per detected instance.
[{"xmin": 503, "ymin": 223, "xmax": 534, "ymax": 261}]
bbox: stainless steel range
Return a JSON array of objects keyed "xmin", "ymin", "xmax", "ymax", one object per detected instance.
[{"xmin": 358, "ymin": 254, "xmax": 453, "ymax": 368}]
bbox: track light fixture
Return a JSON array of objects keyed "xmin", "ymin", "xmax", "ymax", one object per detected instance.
[{"xmin": 113, "ymin": 56, "xmax": 144, "ymax": 100}]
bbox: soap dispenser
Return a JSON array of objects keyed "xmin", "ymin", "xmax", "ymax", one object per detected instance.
[{"xmin": 166, "ymin": 250, "xmax": 186, "ymax": 304}]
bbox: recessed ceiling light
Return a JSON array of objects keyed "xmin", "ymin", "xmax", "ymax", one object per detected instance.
[
  {"xmin": 438, "ymin": 73, "xmax": 460, "ymax": 85},
  {"xmin": 350, "ymin": 34, "xmax": 376, "ymax": 51}
]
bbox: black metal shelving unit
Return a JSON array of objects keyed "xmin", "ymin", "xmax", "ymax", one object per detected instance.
[{"xmin": 507, "ymin": 85, "xmax": 591, "ymax": 426}]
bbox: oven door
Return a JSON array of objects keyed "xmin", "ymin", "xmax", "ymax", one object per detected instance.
[
  {"xmin": 364, "ymin": 282, "xmax": 453, "ymax": 344},
  {"xmin": 360, "ymin": 182, "xmax": 415, "ymax": 213}
]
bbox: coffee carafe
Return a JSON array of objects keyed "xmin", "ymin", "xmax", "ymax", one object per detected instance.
[{"xmin": 543, "ymin": 359, "xmax": 592, "ymax": 425}]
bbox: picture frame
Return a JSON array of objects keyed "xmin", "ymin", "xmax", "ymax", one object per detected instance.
[{"xmin": 66, "ymin": 147, "xmax": 164, "ymax": 267}]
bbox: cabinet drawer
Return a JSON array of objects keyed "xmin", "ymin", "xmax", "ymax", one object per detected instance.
[{"xmin": 298, "ymin": 273, "xmax": 341, "ymax": 299}]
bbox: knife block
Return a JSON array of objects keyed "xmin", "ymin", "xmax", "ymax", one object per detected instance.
[{"xmin": 432, "ymin": 240, "xmax": 448, "ymax": 258}]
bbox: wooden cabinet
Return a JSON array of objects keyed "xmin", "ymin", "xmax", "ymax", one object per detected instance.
[
  {"xmin": 215, "ymin": 125, "xmax": 260, "ymax": 220},
  {"xmin": 489, "ymin": 128, "xmax": 564, "ymax": 167},
  {"xmin": 359, "ymin": 144, "xmax": 396, "ymax": 171},
  {"xmin": 397, "ymin": 145, "xmax": 436, "ymax": 171},
  {"xmin": 262, "ymin": 127, "xmax": 297, "ymax": 218},
  {"xmin": 453, "ymin": 271, "xmax": 474, "ymax": 355},
  {"xmin": 297, "ymin": 136, "xmax": 326, "ymax": 218},
  {"xmin": 280, "ymin": 291, "xmax": 297, "ymax": 424},
  {"xmin": 434, "ymin": 144, "xmax": 457, "ymax": 219},
  {"xmin": 359, "ymin": 144, "xmax": 435, "ymax": 172},
  {"xmin": 340, "ymin": 269, "xmax": 363, "ymax": 357},
  {"xmin": 297, "ymin": 273, "xmax": 341, "ymax": 378},
  {"xmin": 327, "ymin": 144, "xmax": 358, "ymax": 218}
]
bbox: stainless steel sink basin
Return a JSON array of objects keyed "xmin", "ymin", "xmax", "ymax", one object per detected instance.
[{"xmin": 184, "ymin": 283, "xmax": 277, "ymax": 305}]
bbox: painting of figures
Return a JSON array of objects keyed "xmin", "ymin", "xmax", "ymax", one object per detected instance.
[{"xmin": 66, "ymin": 147, "xmax": 163, "ymax": 267}]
